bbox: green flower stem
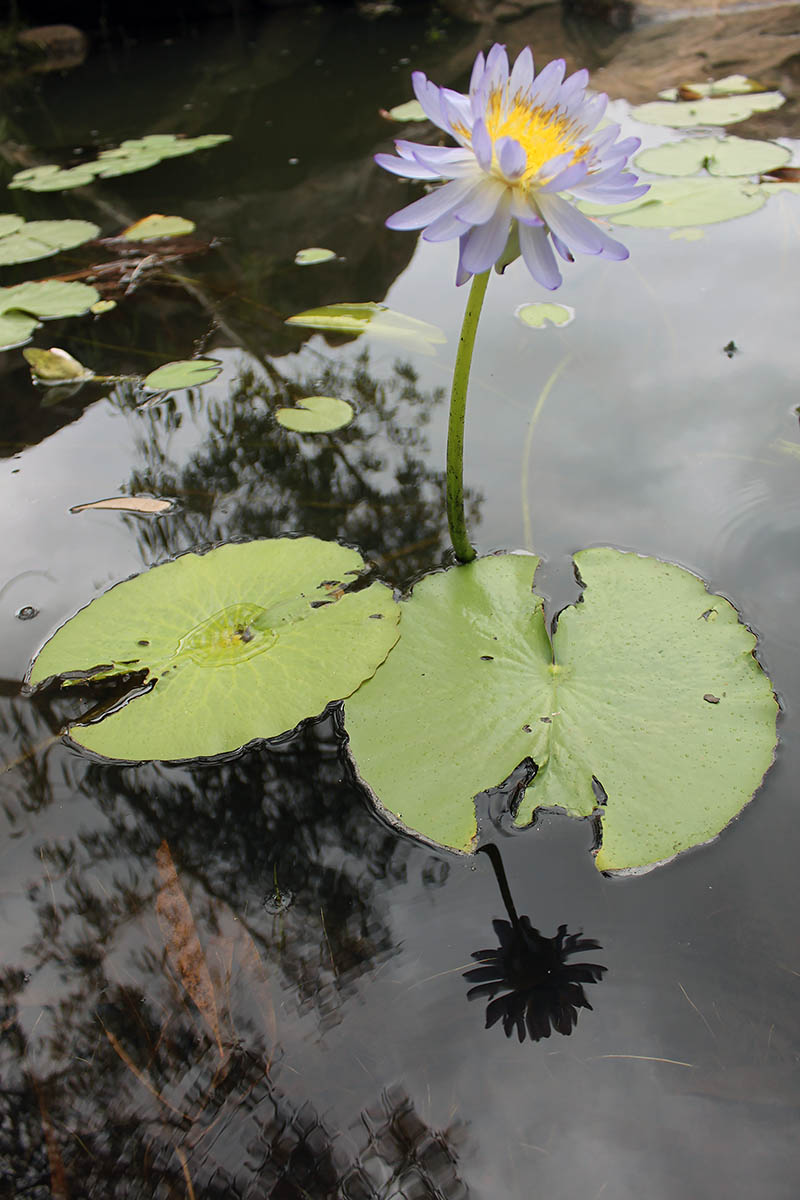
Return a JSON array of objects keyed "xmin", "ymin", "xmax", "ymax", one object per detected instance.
[{"xmin": 446, "ymin": 269, "xmax": 490, "ymax": 564}]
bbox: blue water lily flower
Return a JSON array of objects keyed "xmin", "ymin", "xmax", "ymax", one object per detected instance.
[{"xmin": 376, "ymin": 44, "xmax": 648, "ymax": 289}]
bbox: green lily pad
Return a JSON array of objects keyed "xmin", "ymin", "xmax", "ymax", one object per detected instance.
[
  {"xmin": 23, "ymin": 346, "xmax": 94, "ymax": 383},
  {"xmin": 275, "ymin": 395, "xmax": 354, "ymax": 433},
  {"xmin": 121, "ymin": 214, "xmax": 196, "ymax": 240},
  {"xmin": 578, "ymin": 177, "xmax": 766, "ymax": 228},
  {"xmin": 143, "ymin": 359, "xmax": 223, "ymax": 391},
  {"xmin": 515, "ymin": 302, "xmax": 575, "ymax": 329},
  {"xmin": 0, "ymin": 279, "xmax": 100, "ymax": 351},
  {"xmin": 0, "ymin": 218, "xmax": 99, "ymax": 266},
  {"xmin": 286, "ymin": 302, "xmax": 446, "ymax": 355},
  {"xmin": 8, "ymin": 164, "xmax": 99, "ymax": 192},
  {"xmin": 344, "ymin": 550, "xmax": 777, "ymax": 873},
  {"xmin": 659, "ymin": 76, "xmax": 770, "ymax": 101},
  {"xmin": 9, "ymin": 135, "xmax": 231, "ymax": 192},
  {"xmin": 294, "ymin": 247, "xmax": 337, "ymax": 266},
  {"xmin": 635, "ymin": 136, "xmax": 791, "ymax": 178},
  {"xmin": 0, "ymin": 215, "xmax": 24, "ymax": 238},
  {"xmin": 26, "ymin": 538, "xmax": 400, "ymax": 762},
  {"xmin": 631, "ymin": 92, "xmax": 785, "ymax": 128},
  {"xmin": 384, "ymin": 100, "xmax": 427, "ymax": 122}
]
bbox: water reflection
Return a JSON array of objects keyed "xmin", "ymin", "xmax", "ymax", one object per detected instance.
[
  {"xmin": 122, "ymin": 350, "xmax": 478, "ymax": 589},
  {"xmin": 465, "ymin": 844, "xmax": 606, "ymax": 1043}
]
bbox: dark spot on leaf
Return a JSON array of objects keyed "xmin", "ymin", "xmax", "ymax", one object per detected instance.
[
  {"xmin": 369, "ymin": 612, "xmax": 384, "ymax": 619},
  {"xmin": 591, "ymin": 776, "xmax": 608, "ymax": 806},
  {"xmin": 699, "ymin": 608, "xmax": 716, "ymax": 621},
  {"xmin": 309, "ymin": 600, "xmax": 332, "ymax": 609},
  {"xmin": 319, "ymin": 580, "xmax": 340, "ymax": 588},
  {"xmin": 239, "ymin": 627, "xmax": 254, "ymax": 643},
  {"xmin": 522, "ymin": 724, "xmax": 532, "ymax": 733},
  {"xmin": 116, "ymin": 660, "xmax": 140, "ymax": 667},
  {"xmin": 480, "ymin": 655, "xmax": 494, "ymax": 661},
  {"xmin": 704, "ymin": 693, "xmax": 720, "ymax": 704},
  {"xmin": 138, "ymin": 639, "xmax": 150, "ymax": 646},
  {"xmin": 539, "ymin": 717, "xmax": 551, "ymax": 724}
]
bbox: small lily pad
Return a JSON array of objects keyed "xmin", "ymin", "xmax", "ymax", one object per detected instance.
[
  {"xmin": 26, "ymin": 538, "xmax": 400, "ymax": 762},
  {"xmin": 344, "ymin": 550, "xmax": 777, "ymax": 872},
  {"xmin": 631, "ymin": 92, "xmax": 785, "ymax": 128},
  {"xmin": 90, "ymin": 299, "xmax": 117, "ymax": 314},
  {"xmin": 0, "ymin": 280, "xmax": 100, "ymax": 351},
  {"xmin": 578, "ymin": 177, "xmax": 766, "ymax": 228},
  {"xmin": 0, "ymin": 217, "xmax": 99, "ymax": 266},
  {"xmin": 9, "ymin": 135, "xmax": 231, "ymax": 192},
  {"xmin": 143, "ymin": 359, "xmax": 223, "ymax": 392},
  {"xmin": 515, "ymin": 302, "xmax": 575, "ymax": 330},
  {"xmin": 383, "ymin": 100, "xmax": 427, "ymax": 122},
  {"xmin": 121, "ymin": 214, "xmax": 196, "ymax": 240},
  {"xmin": 70, "ymin": 495, "xmax": 174, "ymax": 515},
  {"xmin": 275, "ymin": 395, "xmax": 354, "ymax": 433},
  {"xmin": 294, "ymin": 247, "xmax": 337, "ymax": 266},
  {"xmin": 635, "ymin": 137, "xmax": 791, "ymax": 178},
  {"xmin": 23, "ymin": 346, "xmax": 93, "ymax": 383},
  {"xmin": 286, "ymin": 302, "xmax": 446, "ymax": 355},
  {"xmin": 659, "ymin": 76, "xmax": 770, "ymax": 101},
  {"xmin": 8, "ymin": 164, "xmax": 98, "ymax": 192}
]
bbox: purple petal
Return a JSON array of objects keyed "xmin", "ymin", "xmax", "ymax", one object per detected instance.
[
  {"xmin": 423, "ymin": 211, "xmax": 469, "ymax": 242},
  {"xmin": 385, "ymin": 176, "xmax": 479, "ymax": 231},
  {"xmin": 496, "ymin": 137, "xmax": 526, "ymax": 181},
  {"xmin": 537, "ymin": 192, "xmax": 606, "ymax": 254},
  {"xmin": 529, "ymin": 58, "xmax": 565, "ymax": 109},
  {"xmin": 510, "ymin": 191, "xmax": 544, "ymax": 225},
  {"xmin": 485, "ymin": 44, "xmax": 509, "ymax": 90},
  {"xmin": 411, "ymin": 72, "xmax": 449, "ymax": 132},
  {"xmin": 374, "ymin": 152, "xmax": 441, "ymax": 181},
  {"xmin": 441, "ymin": 87, "xmax": 473, "ymax": 135},
  {"xmin": 460, "ymin": 192, "xmax": 512, "ymax": 273},
  {"xmin": 469, "ymin": 51, "xmax": 486, "ymax": 95},
  {"xmin": 472, "ymin": 118, "xmax": 493, "ymax": 172},
  {"xmin": 509, "ymin": 46, "xmax": 534, "ymax": 96},
  {"xmin": 558, "ymin": 68, "xmax": 589, "ymax": 108},
  {"xmin": 453, "ymin": 177, "xmax": 507, "ymax": 224},
  {"xmin": 455, "ymin": 232, "xmax": 472, "ymax": 286},
  {"xmin": 538, "ymin": 160, "xmax": 589, "ymax": 193},
  {"xmin": 519, "ymin": 222, "xmax": 562, "ymax": 290},
  {"xmin": 551, "ymin": 232, "xmax": 574, "ymax": 263}
]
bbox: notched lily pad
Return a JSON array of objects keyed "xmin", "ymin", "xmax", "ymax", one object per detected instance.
[
  {"xmin": 286, "ymin": 302, "xmax": 446, "ymax": 355},
  {"xmin": 631, "ymin": 92, "xmax": 785, "ymax": 128},
  {"xmin": 515, "ymin": 302, "xmax": 575, "ymax": 330},
  {"xmin": 275, "ymin": 395, "xmax": 354, "ymax": 433},
  {"xmin": 579, "ymin": 177, "xmax": 766, "ymax": 228},
  {"xmin": 0, "ymin": 280, "xmax": 100, "ymax": 351},
  {"xmin": 344, "ymin": 550, "xmax": 777, "ymax": 873},
  {"xmin": 26, "ymin": 538, "xmax": 400, "ymax": 762},
  {"xmin": 143, "ymin": 359, "xmax": 223, "ymax": 391},
  {"xmin": 635, "ymin": 136, "xmax": 791, "ymax": 178}
]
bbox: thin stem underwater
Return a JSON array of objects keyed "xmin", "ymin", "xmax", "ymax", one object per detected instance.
[{"xmin": 446, "ymin": 269, "xmax": 490, "ymax": 564}]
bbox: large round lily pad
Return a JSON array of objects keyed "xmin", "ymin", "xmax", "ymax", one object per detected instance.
[
  {"xmin": 344, "ymin": 550, "xmax": 777, "ymax": 873},
  {"xmin": 635, "ymin": 136, "xmax": 791, "ymax": 179},
  {"xmin": 0, "ymin": 280, "xmax": 100, "ymax": 351},
  {"xmin": 578, "ymin": 177, "xmax": 766, "ymax": 228},
  {"xmin": 26, "ymin": 538, "xmax": 400, "ymax": 762}
]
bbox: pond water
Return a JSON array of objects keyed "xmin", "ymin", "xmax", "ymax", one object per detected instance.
[{"xmin": 2, "ymin": 6, "xmax": 799, "ymax": 1198}]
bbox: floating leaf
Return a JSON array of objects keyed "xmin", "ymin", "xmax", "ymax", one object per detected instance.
[
  {"xmin": 0, "ymin": 279, "xmax": 100, "ymax": 351},
  {"xmin": 275, "ymin": 395, "xmax": 354, "ymax": 433},
  {"xmin": 294, "ymin": 246, "xmax": 336, "ymax": 266},
  {"xmin": 142, "ymin": 358, "xmax": 223, "ymax": 392},
  {"xmin": 631, "ymin": 92, "xmax": 785, "ymax": 128},
  {"xmin": 90, "ymin": 299, "xmax": 117, "ymax": 314},
  {"xmin": 0, "ymin": 215, "xmax": 24, "ymax": 238},
  {"xmin": 0, "ymin": 218, "xmax": 99, "ymax": 266},
  {"xmin": 286, "ymin": 302, "xmax": 446, "ymax": 355},
  {"xmin": 121, "ymin": 214, "xmax": 196, "ymax": 240},
  {"xmin": 23, "ymin": 346, "xmax": 93, "ymax": 383},
  {"xmin": 515, "ymin": 302, "xmax": 575, "ymax": 330},
  {"xmin": 344, "ymin": 550, "xmax": 777, "ymax": 873},
  {"xmin": 9, "ymin": 135, "xmax": 231, "ymax": 191},
  {"xmin": 659, "ymin": 76, "xmax": 770, "ymax": 101},
  {"xmin": 382, "ymin": 100, "xmax": 427, "ymax": 122},
  {"xmin": 26, "ymin": 538, "xmax": 400, "ymax": 761},
  {"xmin": 155, "ymin": 840, "xmax": 224, "ymax": 1059},
  {"xmin": 635, "ymin": 136, "xmax": 791, "ymax": 178},
  {"xmin": 70, "ymin": 495, "xmax": 174, "ymax": 515},
  {"xmin": 578, "ymin": 177, "xmax": 766, "ymax": 228}
]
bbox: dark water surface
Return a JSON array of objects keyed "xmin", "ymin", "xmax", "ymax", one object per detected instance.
[{"xmin": 2, "ymin": 7, "xmax": 799, "ymax": 1198}]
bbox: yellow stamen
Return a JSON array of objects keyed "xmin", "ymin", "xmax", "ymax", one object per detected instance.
[{"xmin": 461, "ymin": 87, "xmax": 591, "ymax": 185}]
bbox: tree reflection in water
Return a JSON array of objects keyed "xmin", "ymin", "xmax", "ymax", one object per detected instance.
[{"xmin": 465, "ymin": 844, "xmax": 607, "ymax": 1043}]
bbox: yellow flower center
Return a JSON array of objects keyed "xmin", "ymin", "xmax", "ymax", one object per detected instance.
[{"xmin": 460, "ymin": 87, "xmax": 591, "ymax": 186}]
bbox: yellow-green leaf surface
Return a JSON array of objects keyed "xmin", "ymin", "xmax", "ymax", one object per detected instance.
[
  {"xmin": 0, "ymin": 217, "xmax": 99, "ymax": 265},
  {"xmin": 286, "ymin": 302, "xmax": 446, "ymax": 355},
  {"xmin": 275, "ymin": 395, "xmax": 354, "ymax": 433},
  {"xmin": 635, "ymin": 136, "xmax": 791, "ymax": 178},
  {"xmin": 344, "ymin": 550, "xmax": 777, "ymax": 873},
  {"xmin": 515, "ymin": 302, "xmax": 575, "ymax": 329},
  {"xmin": 143, "ymin": 359, "xmax": 223, "ymax": 391},
  {"xmin": 294, "ymin": 247, "xmax": 336, "ymax": 265},
  {"xmin": 579, "ymin": 178, "xmax": 766, "ymax": 228},
  {"xmin": 23, "ymin": 346, "xmax": 93, "ymax": 383},
  {"xmin": 121, "ymin": 214, "xmax": 196, "ymax": 240},
  {"xmin": 384, "ymin": 100, "xmax": 427, "ymax": 122},
  {"xmin": 631, "ymin": 92, "xmax": 785, "ymax": 128},
  {"xmin": 26, "ymin": 538, "xmax": 400, "ymax": 762},
  {"xmin": 0, "ymin": 280, "xmax": 100, "ymax": 351}
]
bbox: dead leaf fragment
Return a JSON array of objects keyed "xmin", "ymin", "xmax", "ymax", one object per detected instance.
[
  {"xmin": 155, "ymin": 840, "xmax": 225, "ymax": 1059},
  {"xmin": 70, "ymin": 495, "xmax": 174, "ymax": 515}
]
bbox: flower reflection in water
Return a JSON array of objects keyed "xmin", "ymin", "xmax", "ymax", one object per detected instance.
[{"xmin": 464, "ymin": 843, "xmax": 606, "ymax": 1043}]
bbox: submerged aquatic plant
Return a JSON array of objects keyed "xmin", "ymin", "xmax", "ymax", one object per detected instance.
[
  {"xmin": 376, "ymin": 43, "xmax": 646, "ymax": 290},
  {"xmin": 464, "ymin": 845, "xmax": 606, "ymax": 1042}
]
